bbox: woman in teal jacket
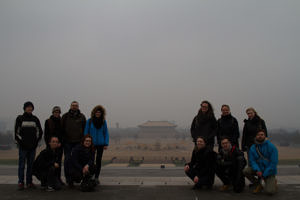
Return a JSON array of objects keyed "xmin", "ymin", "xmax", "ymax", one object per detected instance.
[{"xmin": 84, "ymin": 105, "xmax": 109, "ymax": 184}]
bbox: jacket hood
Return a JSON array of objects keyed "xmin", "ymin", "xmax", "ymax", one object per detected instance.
[{"xmin": 91, "ymin": 105, "xmax": 106, "ymax": 118}]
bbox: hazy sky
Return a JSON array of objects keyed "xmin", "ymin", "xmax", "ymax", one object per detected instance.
[{"xmin": 0, "ymin": 0, "xmax": 299, "ymax": 129}]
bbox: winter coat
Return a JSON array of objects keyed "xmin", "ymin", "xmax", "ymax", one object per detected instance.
[
  {"xmin": 62, "ymin": 110, "xmax": 86, "ymax": 143},
  {"xmin": 44, "ymin": 116, "xmax": 63, "ymax": 144},
  {"xmin": 217, "ymin": 145, "xmax": 246, "ymax": 168},
  {"xmin": 242, "ymin": 116, "xmax": 267, "ymax": 151},
  {"xmin": 84, "ymin": 119, "xmax": 109, "ymax": 146},
  {"xmin": 190, "ymin": 113, "xmax": 217, "ymax": 145},
  {"xmin": 69, "ymin": 145, "xmax": 95, "ymax": 173},
  {"xmin": 32, "ymin": 147, "xmax": 60, "ymax": 179},
  {"xmin": 187, "ymin": 147, "xmax": 216, "ymax": 184},
  {"xmin": 248, "ymin": 140, "xmax": 278, "ymax": 178},
  {"xmin": 217, "ymin": 114, "xmax": 240, "ymax": 146},
  {"xmin": 14, "ymin": 113, "xmax": 43, "ymax": 150}
]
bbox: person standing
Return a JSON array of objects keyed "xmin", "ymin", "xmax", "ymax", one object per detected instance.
[
  {"xmin": 184, "ymin": 136, "xmax": 216, "ymax": 189},
  {"xmin": 84, "ymin": 105, "xmax": 109, "ymax": 185},
  {"xmin": 190, "ymin": 100, "xmax": 217, "ymax": 150},
  {"xmin": 243, "ymin": 130, "xmax": 278, "ymax": 195},
  {"xmin": 15, "ymin": 101, "xmax": 43, "ymax": 190},
  {"xmin": 217, "ymin": 105, "xmax": 240, "ymax": 151},
  {"xmin": 44, "ymin": 106, "xmax": 64, "ymax": 184},
  {"xmin": 216, "ymin": 137, "xmax": 246, "ymax": 193},
  {"xmin": 242, "ymin": 107, "xmax": 267, "ymax": 153},
  {"xmin": 62, "ymin": 101, "xmax": 86, "ymax": 185}
]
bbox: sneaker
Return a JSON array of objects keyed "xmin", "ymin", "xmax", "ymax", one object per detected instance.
[
  {"xmin": 253, "ymin": 184, "xmax": 263, "ymax": 194},
  {"xmin": 26, "ymin": 183, "xmax": 36, "ymax": 189},
  {"xmin": 220, "ymin": 185, "xmax": 230, "ymax": 192},
  {"xmin": 46, "ymin": 186, "xmax": 55, "ymax": 192},
  {"xmin": 95, "ymin": 179, "xmax": 100, "ymax": 185},
  {"xmin": 192, "ymin": 184, "xmax": 202, "ymax": 190},
  {"xmin": 18, "ymin": 183, "xmax": 24, "ymax": 191}
]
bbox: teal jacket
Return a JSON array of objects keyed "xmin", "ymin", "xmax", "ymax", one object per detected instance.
[
  {"xmin": 84, "ymin": 119, "xmax": 109, "ymax": 146},
  {"xmin": 249, "ymin": 140, "xmax": 278, "ymax": 177}
]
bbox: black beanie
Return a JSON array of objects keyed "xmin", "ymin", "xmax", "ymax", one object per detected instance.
[{"xmin": 23, "ymin": 101, "xmax": 34, "ymax": 111}]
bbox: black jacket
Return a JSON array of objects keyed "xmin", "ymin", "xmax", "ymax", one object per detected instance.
[
  {"xmin": 217, "ymin": 145, "xmax": 246, "ymax": 168},
  {"xmin": 242, "ymin": 116, "xmax": 267, "ymax": 151},
  {"xmin": 217, "ymin": 114, "xmax": 240, "ymax": 145},
  {"xmin": 14, "ymin": 113, "xmax": 43, "ymax": 150},
  {"xmin": 190, "ymin": 114, "xmax": 217, "ymax": 144},
  {"xmin": 62, "ymin": 110, "xmax": 86, "ymax": 143},
  {"xmin": 187, "ymin": 147, "xmax": 216, "ymax": 184},
  {"xmin": 69, "ymin": 145, "xmax": 95, "ymax": 173},
  {"xmin": 32, "ymin": 147, "xmax": 60, "ymax": 178},
  {"xmin": 44, "ymin": 116, "xmax": 63, "ymax": 144}
]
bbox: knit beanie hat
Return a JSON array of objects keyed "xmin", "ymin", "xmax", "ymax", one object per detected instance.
[
  {"xmin": 52, "ymin": 106, "xmax": 61, "ymax": 113},
  {"xmin": 23, "ymin": 101, "xmax": 34, "ymax": 111}
]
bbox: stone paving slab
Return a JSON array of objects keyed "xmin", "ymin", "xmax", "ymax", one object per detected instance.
[{"xmin": 1, "ymin": 175, "xmax": 300, "ymax": 185}]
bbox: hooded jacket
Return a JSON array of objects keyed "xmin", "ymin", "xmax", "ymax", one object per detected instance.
[
  {"xmin": 84, "ymin": 105, "xmax": 109, "ymax": 146},
  {"xmin": 248, "ymin": 139, "xmax": 278, "ymax": 178},
  {"xmin": 242, "ymin": 115, "xmax": 267, "ymax": 151}
]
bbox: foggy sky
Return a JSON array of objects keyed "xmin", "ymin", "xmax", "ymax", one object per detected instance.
[{"xmin": 0, "ymin": 0, "xmax": 299, "ymax": 129}]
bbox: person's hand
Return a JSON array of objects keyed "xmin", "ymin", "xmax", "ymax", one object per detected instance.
[
  {"xmin": 194, "ymin": 176, "xmax": 199, "ymax": 183},
  {"xmin": 184, "ymin": 165, "xmax": 190, "ymax": 172},
  {"xmin": 256, "ymin": 171, "xmax": 263, "ymax": 177},
  {"xmin": 83, "ymin": 165, "xmax": 89, "ymax": 174},
  {"xmin": 54, "ymin": 163, "xmax": 59, "ymax": 168},
  {"xmin": 104, "ymin": 146, "xmax": 108, "ymax": 150}
]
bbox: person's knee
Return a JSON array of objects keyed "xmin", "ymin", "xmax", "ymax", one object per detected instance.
[{"xmin": 243, "ymin": 167, "xmax": 252, "ymax": 176}]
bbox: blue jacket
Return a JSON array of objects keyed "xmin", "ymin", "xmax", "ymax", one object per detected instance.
[
  {"xmin": 84, "ymin": 119, "xmax": 109, "ymax": 146},
  {"xmin": 249, "ymin": 140, "xmax": 278, "ymax": 177}
]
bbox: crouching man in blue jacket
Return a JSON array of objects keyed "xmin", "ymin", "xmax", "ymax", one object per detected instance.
[{"xmin": 243, "ymin": 129, "xmax": 278, "ymax": 195}]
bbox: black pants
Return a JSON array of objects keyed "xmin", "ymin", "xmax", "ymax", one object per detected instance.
[
  {"xmin": 185, "ymin": 167, "xmax": 215, "ymax": 187},
  {"xmin": 216, "ymin": 163, "xmax": 245, "ymax": 192},
  {"xmin": 95, "ymin": 146, "xmax": 104, "ymax": 179},
  {"xmin": 37, "ymin": 167, "xmax": 61, "ymax": 189}
]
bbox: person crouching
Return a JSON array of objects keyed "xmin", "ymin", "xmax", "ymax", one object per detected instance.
[
  {"xmin": 67, "ymin": 134, "xmax": 97, "ymax": 191},
  {"xmin": 216, "ymin": 137, "xmax": 246, "ymax": 193},
  {"xmin": 184, "ymin": 136, "xmax": 216, "ymax": 189},
  {"xmin": 32, "ymin": 136, "xmax": 62, "ymax": 191}
]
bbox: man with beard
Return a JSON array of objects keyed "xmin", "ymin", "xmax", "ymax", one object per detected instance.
[
  {"xmin": 84, "ymin": 105, "xmax": 109, "ymax": 185},
  {"xmin": 62, "ymin": 101, "xmax": 86, "ymax": 186},
  {"xmin": 243, "ymin": 130, "xmax": 278, "ymax": 195},
  {"xmin": 216, "ymin": 137, "xmax": 246, "ymax": 193}
]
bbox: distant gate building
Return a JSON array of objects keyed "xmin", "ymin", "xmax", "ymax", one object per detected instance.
[{"xmin": 138, "ymin": 121, "xmax": 177, "ymax": 138}]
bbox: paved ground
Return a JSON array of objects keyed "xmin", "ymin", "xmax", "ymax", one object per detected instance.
[
  {"xmin": 1, "ymin": 184, "xmax": 300, "ymax": 200},
  {"xmin": 1, "ymin": 165, "xmax": 300, "ymax": 199}
]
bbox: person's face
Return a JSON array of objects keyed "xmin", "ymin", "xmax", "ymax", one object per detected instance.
[
  {"xmin": 246, "ymin": 110, "xmax": 255, "ymax": 119},
  {"xmin": 70, "ymin": 102, "xmax": 79, "ymax": 111},
  {"xmin": 201, "ymin": 103, "xmax": 209, "ymax": 113},
  {"xmin": 24, "ymin": 106, "xmax": 33, "ymax": 114},
  {"xmin": 196, "ymin": 138, "xmax": 206, "ymax": 149},
  {"xmin": 95, "ymin": 111, "xmax": 101, "ymax": 118},
  {"xmin": 49, "ymin": 137, "xmax": 59, "ymax": 150},
  {"xmin": 221, "ymin": 106, "xmax": 230, "ymax": 116},
  {"xmin": 53, "ymin": 111, "xmax": 61, "ymax": 118},
  {"xmin": 83, "ymin": 137, "xmax": 92, "ymax": 148},
  {"xmin": 256, "ymin": 131, "xmax": 266, "ymax": 143},
  {"xmin": 221, "ymin": 139, "xmax": 231, "ymax": 151}
]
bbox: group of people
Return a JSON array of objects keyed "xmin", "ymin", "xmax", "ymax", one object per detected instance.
[
  {"xmin": 14, "ymin": 100, "xmax": 278, "ymax": 195},
  {"xmin": 15, "ymin": 101, "xmax": 109, "ymax": 191},
  {"xmin": 185, "ymin": 101, "xmax": 278, "ymax": 195}
]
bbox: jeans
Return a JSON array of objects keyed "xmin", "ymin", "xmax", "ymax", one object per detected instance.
[
  {"xmin": 63, "ymin": 142, "xmax": 79, "ymax": 183},
  {"xmin": 18, "ymin": 148, "xmax": 36, "ymax": 184}
]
